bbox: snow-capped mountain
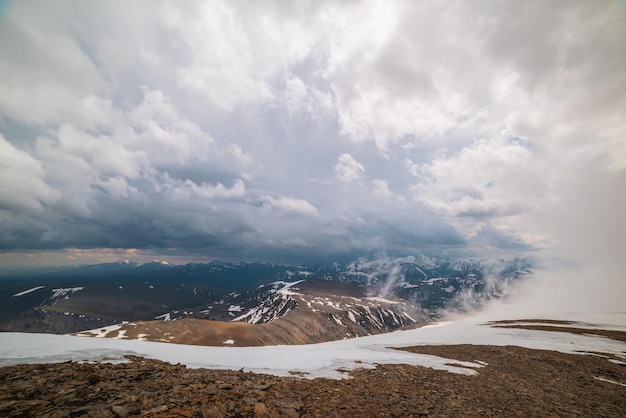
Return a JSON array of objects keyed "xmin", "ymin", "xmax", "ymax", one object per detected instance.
[
  {"xmin": 82, "ymin": 279, "xmax": 425, "ymax": 346},
  {"xmin": 0, "ymin": 255, "xmax": 536, "ymax": 336},
  {"xmin": 308, "ymin": 255, "xmax": 536, "ymax": 313}
]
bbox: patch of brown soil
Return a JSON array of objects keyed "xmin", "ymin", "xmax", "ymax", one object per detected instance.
[
  {"xmin": 96, "ymin": 314, "xmax": 365, "ymax": 347},
  {"xmin": 1, "ymin": 345, "xmax": 625, "ymax": 417},
  {"xmin": 491, "ymin": 319, "xmax": 577, "ymax": 325},
  {"xmin": 112, "ymin": 319, "xmax": 268, "ymax": 346},
  {"xmin": 491, "ymin": 324, "xmax": 626, "ymax": 343},
  {"xmin": 295, "ymin": 280, "xmax": 367, "ymax": 298}
]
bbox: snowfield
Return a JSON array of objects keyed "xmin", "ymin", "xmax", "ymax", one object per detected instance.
[
  {"xmin": 11, "ymin": 286, "xmax": 46, "ymax": 297},
  {"xmin": 0, "ymin": 312, "xmax": 624, "ymax": 380}
]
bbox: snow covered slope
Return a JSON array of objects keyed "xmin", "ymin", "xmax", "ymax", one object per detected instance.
[{"xmin": 1, "ymin": 312, "xmax": 624, "ymax": 380}]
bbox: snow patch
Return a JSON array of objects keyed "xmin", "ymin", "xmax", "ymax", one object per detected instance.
[
  {"xmin": 347, "ymin": 310, "xmax": 357, "ymax": 323},
  {"xmin": 113, "ymin": 330, "xmax": 127, "ymax": 340},
  {"xmin": 12, "ymin": 286, "xmax": 45, "ymax": 297},
  {"xmin": 51, "ymin": 287, "xmax": 84, "ymax": 299},
  {"xmin": 8, "ymin": 314, "xmax": 623, "ymax": 381},
  {"xmin": 365, "ymin": 297, "xmax": 399, "ymax": 304},
  {"xmin": 421, "ymin": 278, "xmax": 446, "ymax": 284},
  {"xmin": 73, "ymin": 324, "xmax": 123, "ymax": 338},
  {"xmin": 277, "ymin": 280, "xmax": 305, "ymax": 296},
  {"xmin": 593, "ymin": 376, "xmax": 626, "ymax": 387}
]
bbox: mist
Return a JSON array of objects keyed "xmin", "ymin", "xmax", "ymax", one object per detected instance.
[{"xmin": 465, "ymin": 165, "xmax": 626, "ymax": 321}]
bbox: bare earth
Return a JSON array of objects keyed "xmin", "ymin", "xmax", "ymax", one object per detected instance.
[{"xmin": 1, "ymin": 325, "xmax": 625, "ymax": 417}]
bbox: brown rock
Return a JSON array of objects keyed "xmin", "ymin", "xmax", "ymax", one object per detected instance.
[
  {"xmin": 111, "ymin": 405, "xmax": 131, "ymax": 417},
  {"xmin": 145, "ymin": 405, "xmax": 168, "ymax": 414},
  {"xmin": 199, "ymin": 404, "xmax": 223, "ymax": 418},
  {"xmin": 253, "ymin": 401, "xmax": 269, "ymax": 416},
  {"xmin": 279, "ymin": 407, "xmax": 300, "ymax": 418},
  {"xmin": 168, "ymin": 407, "xmax": 194, "ymax": 417},
  {"xmin": 274, "ymin": 397, "xmax": 303, "ymax": 410}
]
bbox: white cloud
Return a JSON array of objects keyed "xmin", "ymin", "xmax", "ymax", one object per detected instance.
[
  {"xmin": 404, "ymin": 159, "xmax": 418, "ymax": 177},
  {"xmin": 34, "ymin": 136, "xmax": 97, "ymax": 218},
  {"xmin": 322, "ymin": 0, "xmax": 626, "ymax": 166},
  {"xmin": 371, "ymin": 179, "xmax": 393, "ymax": 200},
  {"xmin": 125, "ymin": 89, "xmax": 218, "ymax": 167},
  {"xmin": 56, "ymin": 124, "xmax": 149, "ymax": 179},
  {"xmin": 28, "ymin": 87, "xmax": 254, "ymax": 215},
  {"xmin": 228, "ymin": 143, "xmax": 253, "ymax": 168},
  {"xmin": 364, "ymin": 179, "xmax": 409, "ymax": 212},
  {"xmin": 0, "ymin": 136, "xmax": 60, "ymax": 212},
  {"xmin": 171, "ymin": 179, "xmax": 246, "ymax": 201},
  {"xmin": 98, "ymin": 176, "xmax": 138, "ymax": 199},
  {"xmin": 334, "ymin": 153, "xmax": 364, "ymax": 183},
  {"xmin": 259, "ymin": 196, "xmax": 320, "ymax": 218},
  {"xmin": 282, "ymin": 75, "xmax": 334, "ymax": 121},
  {"xmin": 169, "ymin": 1, "xmax": 320, "ymax": 111},
  {"xmin": 410, "ymin": 137, "xmax": 541, "ymax": 219}
]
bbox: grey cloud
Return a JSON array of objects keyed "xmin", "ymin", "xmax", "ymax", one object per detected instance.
[
  {"xmin": 257, "ymin": 195, "xmax": 320, "ymax": 218},
  {"xmin": 0, "ymin": 1, "xmax": 107, "ymax": 125},
  {"xmin": 473, "ymin": 224, "xmax": 535, "ymax": 251},
  {"xmin": 0, "ymin": 0, "xmax": 624, "ymax": 266},
  {"xmin": 0, "ymin": 136, "xmax": 60, "ymax": 212}
]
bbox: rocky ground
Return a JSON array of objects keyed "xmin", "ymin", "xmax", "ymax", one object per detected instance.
[{"xmin": 1, "ymin": 335, "xmax": 625, "ymax": 417}]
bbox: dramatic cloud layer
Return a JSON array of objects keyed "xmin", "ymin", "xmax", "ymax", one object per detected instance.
[{"xmin": 0, "ymin": 0, "xmax": 624, "ymax": 266}]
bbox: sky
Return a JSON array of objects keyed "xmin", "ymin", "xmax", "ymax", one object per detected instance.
[{"xmin": 0, "ymin": 0, "xmax": 625, "ymax": 267}]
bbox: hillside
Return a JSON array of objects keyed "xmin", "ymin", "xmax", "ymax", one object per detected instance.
[{"xmin": 72, "ymin": 280, "xmax": 426, "ymax": 346}]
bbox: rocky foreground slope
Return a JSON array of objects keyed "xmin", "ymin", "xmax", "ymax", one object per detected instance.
[{"xmin": 1, "ymin": 324, "xmax": 625, "ymax": 417}]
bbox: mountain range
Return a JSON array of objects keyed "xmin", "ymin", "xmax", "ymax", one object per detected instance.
[{"xmin": 0, "ymin": 256, "xmax": 537, "ymax": 344}]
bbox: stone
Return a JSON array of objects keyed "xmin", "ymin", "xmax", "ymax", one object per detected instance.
[
  {"xmin": 199, "ymin": 404, "xmax": 223, "ymax": 418},
  {"xmin": 274, "ymin": 397, "xmax": 303, "ymax": 410},
  {"xmin": 279, "ymin": 407, "xmax": 299, "ymax": 418},
  {"xmin": 253, "ymin": 402, "xmax": 269, "ymax": 416}
]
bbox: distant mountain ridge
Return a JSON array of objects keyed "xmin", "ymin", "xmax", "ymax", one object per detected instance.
[{"xmin": 0, "ymin": 255, "xmax": 537, "ymax": 339}]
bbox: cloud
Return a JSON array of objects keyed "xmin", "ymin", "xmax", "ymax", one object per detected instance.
[
  {"xmin": 335, "ymin": 153, "xmax": 364, "ymax": 183},
  {"xmin": 258, "ymin": 195, "xmax": 320, "ymax": 218},
  {"xmin": 472, "ymin": 224, "xmax": 540, "ymax": 251},
  {"xmin": 324, "ymin": 1, "xmax": 626, "ymax": 156},
  {"xmin": 0, "ymin": 2, "xmax": 106, "ymax": 125},
  {"xmin": 170, "ymin": 179, "xmax": 246, "ymax": 201},
  {"xmin": 410, "ymin": 137, "xmax": 539, "ymax": 219},
  {"xmin": 0, "ymin": 0, "xmax": 624, "ymax": 266},
  {"xmin": 98, "ymin": 176, "xmax": 138, "ymax": 199},
  {"xmin": 282, "ymin": 75, "xmax": 334, "ymax": 120},
  {"xmin": 0, "ymin": 135, "xmax": 60, "ymax": 212},
  {"xmin": 370, "ymin": 179, "xmax": 394, "ymax": 201}
]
